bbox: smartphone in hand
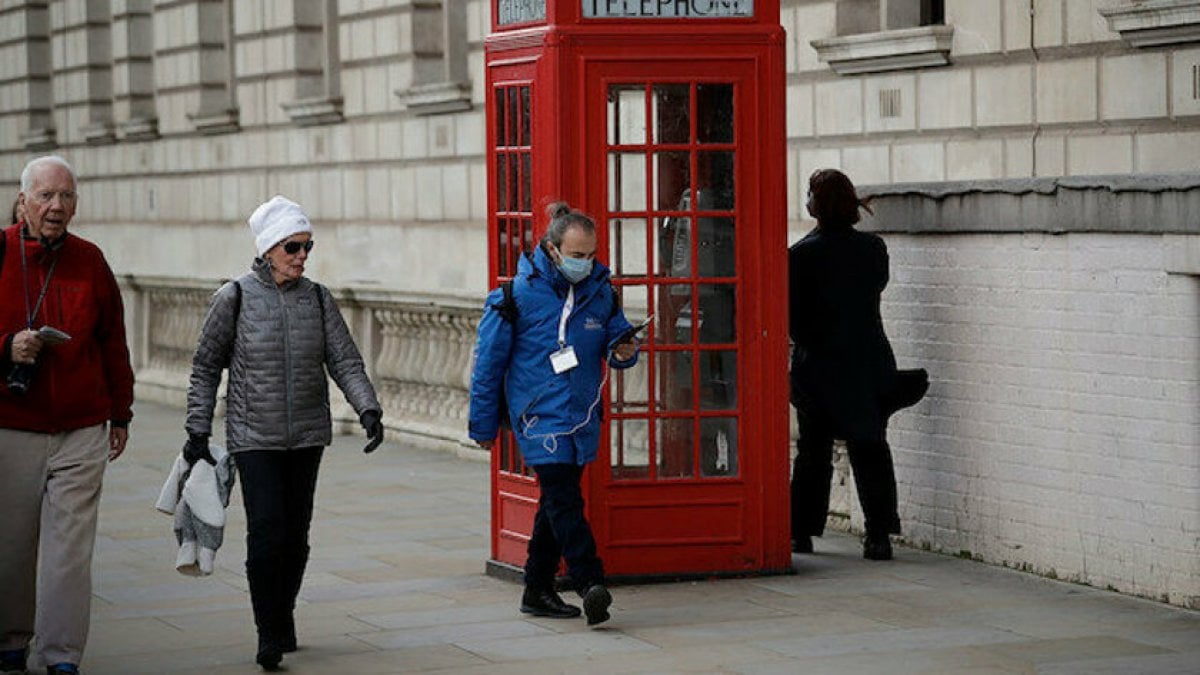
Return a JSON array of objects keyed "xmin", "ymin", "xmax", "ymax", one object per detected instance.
[{"xmin": 614, "ymin": 314, "xmax": 655, "ymax": 346}]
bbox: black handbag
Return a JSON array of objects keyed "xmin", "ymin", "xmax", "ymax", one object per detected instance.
[{"xmin": 882, "ymin": 368, "xmax": 929, "ymax": 416}]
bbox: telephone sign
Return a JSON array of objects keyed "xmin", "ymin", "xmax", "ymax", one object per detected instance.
[
  {"xmin": 498, "ymin": 0, "xmax": 546, "ymax": 25},
  {"xmin": 582, "ymin": 0, "xmax": 754, "ymax": 19}
]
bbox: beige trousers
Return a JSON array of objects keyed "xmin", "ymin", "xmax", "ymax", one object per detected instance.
[{"xmin": 0, "ymin": 424, "xmax": 108, "ymax": 668}]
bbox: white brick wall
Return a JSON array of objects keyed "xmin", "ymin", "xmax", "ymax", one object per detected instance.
[{"xmin": 873, "ymin": 233, "xmax": 1200, "ymax": 607}]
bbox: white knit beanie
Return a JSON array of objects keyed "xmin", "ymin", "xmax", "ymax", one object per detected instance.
[{"xmin": 248, "ymin": 195, "xmax": 313, "ymax": 256}]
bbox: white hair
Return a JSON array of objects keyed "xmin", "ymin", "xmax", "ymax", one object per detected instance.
[{"xmin": 21, "ymin": 155, "xmax": 76, "ymax": 192}]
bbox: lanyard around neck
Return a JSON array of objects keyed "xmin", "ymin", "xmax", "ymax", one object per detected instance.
[
  {"xmin": 557, "ymin": 286, "xmax": 575, "ymax": 348},
  {"xmin": 18, "ymin": 234, "xmax": 61, "ymax": 329}
]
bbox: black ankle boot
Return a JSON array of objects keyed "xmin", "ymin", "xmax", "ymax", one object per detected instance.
[
  {"xmin": 256, "ymin": 636, "xmax": 283, "ymax": 671},
  {"xmin": 863, "ymin": 533, "xmax": 893, "ymax": 560},
  {"xmin": 278, "ymin": 612, "xmax": 297, "ymax": 653},
  {"xmin": 792, "ymin": 536, "xmax": 813, "ymax": 553},
  {"xmin": 520, "ymin": 586, "xmax": 582, "ymax": 618}
]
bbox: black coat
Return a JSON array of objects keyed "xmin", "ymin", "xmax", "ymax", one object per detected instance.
[{"xmin": 788, "ymin": 226, "xmax": 897, "ymax": 442}]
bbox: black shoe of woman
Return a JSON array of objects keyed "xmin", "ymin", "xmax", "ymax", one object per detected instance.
[
  {"xmin": 256, "ymin": 640, "xmax": 282, "ymax": 671},
  {"xmin": 792, "ymin": 536, "xmax": 813, "ymax": 553},
  {"xmin": 862, "ymin": 534, "xmax": 893, "ymax": 560}
]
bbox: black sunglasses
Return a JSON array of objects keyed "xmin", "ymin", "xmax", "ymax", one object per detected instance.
[{"xmin": 282, "ymin": 240, "xmax": 314, "ymax": 255}]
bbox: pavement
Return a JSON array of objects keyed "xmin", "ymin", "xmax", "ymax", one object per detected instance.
[{"xmin": 64, "ymin": 401, "xmax": 1199, "ymax": 674}]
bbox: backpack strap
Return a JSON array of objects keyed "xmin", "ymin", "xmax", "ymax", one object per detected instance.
[
  {"xmin": 313, "ymin": 281, "xmax": 326, "ymax": 321},
  {"xmin": 497, "ymin": 280, "xmax": 518, "ymax": 324},
  {"xmin": 231, "ymin": 278, "xmax": 242, "ymax": 323}
]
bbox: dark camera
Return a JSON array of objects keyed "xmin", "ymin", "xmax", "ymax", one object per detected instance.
[{"xmin": 6, "ymin": 363, "xmax": 37, "ymax": 395}]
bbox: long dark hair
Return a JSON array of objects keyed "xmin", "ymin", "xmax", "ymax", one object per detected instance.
[{"xmin": 807, "ymin": 169, "xmax": 873, "ymax": 228}]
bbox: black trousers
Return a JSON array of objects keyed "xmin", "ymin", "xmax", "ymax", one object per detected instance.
[
  {"xmin": 234, "ymin": 447, "xmax": 324, "ymax": 645},
  {"xmin": 791, "ymin": 410, "xmax": 900, "ymax": 540},
  {"xmin": 524, "ymin": 462, "xmax": 605, "ymax": 593}
]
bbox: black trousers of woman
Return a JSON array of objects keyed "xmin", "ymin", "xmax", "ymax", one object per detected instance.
[
  {"xmin": 791, "ymin": 409, "xmax": 900, "ymax": 540},
  {"xmin": 234, "ymin": 447, "xmax": 324, "ymax": 651}
]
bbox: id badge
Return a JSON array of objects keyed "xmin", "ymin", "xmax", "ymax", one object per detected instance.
[{"xmin": 550, "ymin": 345, "xmax": 579, "ymax": 374}]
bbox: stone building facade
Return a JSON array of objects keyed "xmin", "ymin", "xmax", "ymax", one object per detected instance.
[{"xmin": 0, "ymin": 1, "xmax": 1196, "ymax": 607}]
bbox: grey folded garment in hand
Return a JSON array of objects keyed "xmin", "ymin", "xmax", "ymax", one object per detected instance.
[{"xmin": 155, "ymin": 444, "xmax": 236, "ymax": 576}]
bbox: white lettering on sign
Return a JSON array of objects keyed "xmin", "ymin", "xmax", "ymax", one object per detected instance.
[
  {"xmin": 499, "ymin": 0, "xmax": 546, "ymax": 25},
  {"xmin": 582, "ymin": 0, "xmax": 754, "ymax": 19}
]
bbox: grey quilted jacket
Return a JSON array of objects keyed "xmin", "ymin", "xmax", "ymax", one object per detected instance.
[{"xmin": 186, "ymin": 260, "xmax": 381, "ymax": 453}]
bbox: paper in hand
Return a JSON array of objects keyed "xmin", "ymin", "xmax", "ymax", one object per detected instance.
[{"xmin": 37, "ymin": 326, "xmax": 71, "ymax": 345}]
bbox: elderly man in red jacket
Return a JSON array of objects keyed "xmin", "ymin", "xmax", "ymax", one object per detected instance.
[{"xmin": 0, "ymin": 155, "xmax": 135, "ymax": 675}]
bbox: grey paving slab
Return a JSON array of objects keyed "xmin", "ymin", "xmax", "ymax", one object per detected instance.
[
  {"xmin": 425, "ymin": 641, "xmax": 794, "ymax": 675},
  {"xmin": 735, "ymin": 645, "xmax": 1035, "ymax": 675},
  {"xmin": 624, "ymin": 610, "xmax": 893, "ymax": 648},
  {"xmin": 454, "ymin": 629, "xmax": 660, "ymax": 661},
  {"xmin": 266, "ymin": 645, "xmax": 490, "ymax": 675},
  {"xmin": 604, "ymin": 598, "xmax": 794, "ymax": 629},
  {"xmin": 755, "ymin": 625, "xmax": 1031, "ymax": 660},
  {"xmin": 60, "ymin": 401, "xmax": 1200, "ymax": 674},
  {"xmin": 1038, "ymin": 651, "xmax": 1200, "ymax": 675},
  {"xmin": 355, "ymin": 602, "xmax": 518, "ymax": 630},
  {"xmin": 353, "ymin": 618, "xmax": 555, "ymax": 650},
  {"xmin": 975, "ymin": 635, "xmax": 1171, "ymax": 665}
]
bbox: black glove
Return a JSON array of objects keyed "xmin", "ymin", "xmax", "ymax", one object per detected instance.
[
  {"xmin": 360, "ymin": 409, "xmax": 384, "ymax": 454},
  {"xmin": 182, "ymin": 434, "xmax": 215, "ymax": 466}
]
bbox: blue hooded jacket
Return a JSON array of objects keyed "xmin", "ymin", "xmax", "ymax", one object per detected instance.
[{"xmin": 469, "ymin": 245, "xmax": 639, "ymax": 465}]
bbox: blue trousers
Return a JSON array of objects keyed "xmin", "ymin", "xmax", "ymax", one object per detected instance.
[{"xmin": 524, "ymin": 462, "xmax": 605, "ymax": 592}]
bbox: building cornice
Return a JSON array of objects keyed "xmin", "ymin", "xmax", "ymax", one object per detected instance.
[
  {"xmin": 1100, "ymin": 0, "xmax": 1200, "ymax": 48},
  {"xmin": 811, "ymin": 25, "xmax": 954, "ymax": 76}
]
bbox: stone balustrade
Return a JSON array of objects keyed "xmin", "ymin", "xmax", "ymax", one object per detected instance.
[{"xmin": 119, "ymin": 276, "xmax": 488, "ymax": 460}]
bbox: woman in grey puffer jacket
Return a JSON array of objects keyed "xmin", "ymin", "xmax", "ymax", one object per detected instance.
[{"xmin": 184, "ymin": 195, "xmax": 383, "ymax": 672}]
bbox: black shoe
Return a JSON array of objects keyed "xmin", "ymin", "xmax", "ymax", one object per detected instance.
[
  {"xmin": 520, "ymin": 587, "xmax": 582, "ymax": 618},
  {"xmin": 256, "ymin": 639, "xmax": 283, "ymax": 671},
  {"xmin": 582, "ymin": 584, "xmax": 612, "ymax": 626},
  {"xmin": 278, "ymin": 614, "xmax": 297, "ymax": 653},
  {"xmin": 792, "ymin": 536, "xmax": 813, "ymax": 553},
  {"xmin": 0, "ymin": 649, "xmax": 26, "ymax": 673},
  {"xmin": 863, "ymin": 534, "xmax": 893, "ymax": 561},
  {"xmin": 46, "ymin": 664, "xmax": 79, "ymax": 675}
]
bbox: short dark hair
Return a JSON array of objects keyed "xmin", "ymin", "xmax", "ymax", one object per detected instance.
[{"xmin": 542, "ymin": 201, "xmax": 596, "ymax": 248}]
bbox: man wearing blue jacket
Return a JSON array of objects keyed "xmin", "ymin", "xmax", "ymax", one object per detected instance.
[{"xmin": 469, "ymin": 202, "xmax": 640, "ymax": 626}]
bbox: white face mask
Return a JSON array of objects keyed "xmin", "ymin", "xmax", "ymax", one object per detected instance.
[{"xmin": 555, "ymin": 246, "xmax": 593, "ymax": 284}]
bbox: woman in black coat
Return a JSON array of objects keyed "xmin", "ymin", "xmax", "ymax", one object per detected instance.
[{"xmin": 788, "ymin": 169, "xmax": 901, "ymax": 560}]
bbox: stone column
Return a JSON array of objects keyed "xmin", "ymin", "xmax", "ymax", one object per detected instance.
[
  {"xmin": 112, "ymin": 0, "xmax": 157, "ymax": 139},
  {"xmin": 399, "ymin": 0, "xmax": 472, "ymax": 115},
  {"xmin": 0, "ymin": 1, "xmax": 56, "ymax": 150},
  {"xmin": 52, "ymin": 0, "xmax": 116, "ymax": 145},
  {"xmin": 154, "ymin": 0, "xmax": 238, "ymax": 135},
  {"xmin": 277, "ymin": 0, "xmax": 343, "ymax": 126}
]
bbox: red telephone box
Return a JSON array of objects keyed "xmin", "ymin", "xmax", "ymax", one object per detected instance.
[{"xmin": 485, "ymin": 0, "xmax": 790, "ymax": 579}]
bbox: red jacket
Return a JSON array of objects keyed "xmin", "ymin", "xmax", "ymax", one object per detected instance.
[{"xmin": 0, "ymin": 223, "xmax": 134, "ymax": 433}]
